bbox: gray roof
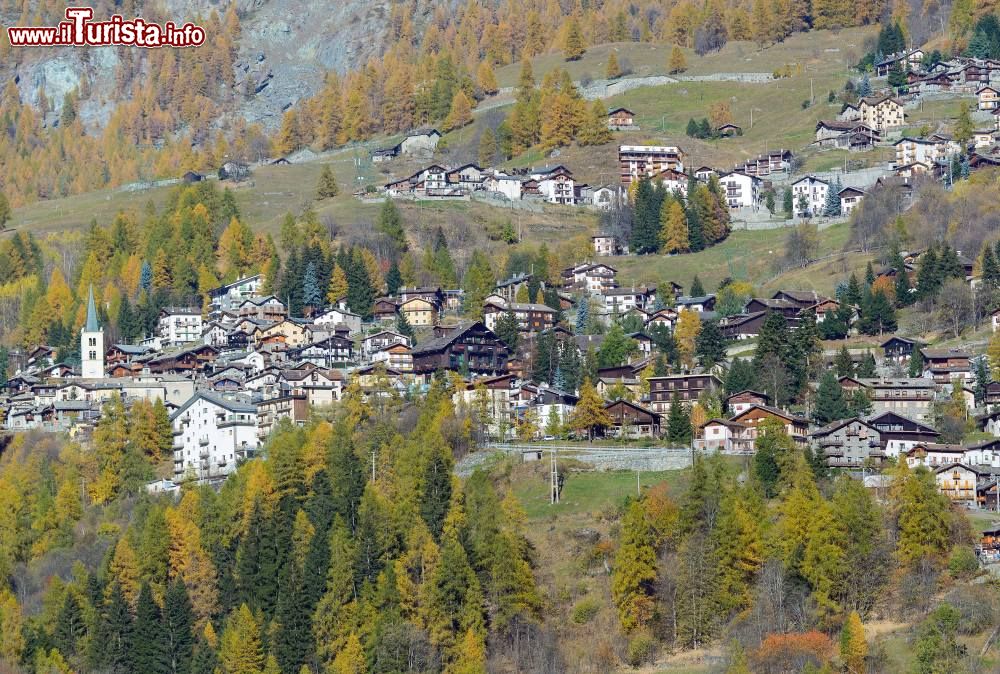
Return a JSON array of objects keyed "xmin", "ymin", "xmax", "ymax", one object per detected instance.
[
  {"xmin": 170, "ymin": 390, "xmax": 257, "ymax": 420},
  {"xmin": 86, "ymin": 285, "xmax": 100, "ymax": 332}
]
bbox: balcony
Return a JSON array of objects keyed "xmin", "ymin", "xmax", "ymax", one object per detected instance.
[{"xmin": 198, "ymin": 436, "xmax": 209, "ymax": 446}]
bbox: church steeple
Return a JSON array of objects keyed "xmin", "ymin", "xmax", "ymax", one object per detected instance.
[
  {"xmin": 85, "ymin": 285, "xmax": 100, "ymax": 332},
  {"xmin": 81, "ymin": 285, "xmax": 105, "ymax": 379}
]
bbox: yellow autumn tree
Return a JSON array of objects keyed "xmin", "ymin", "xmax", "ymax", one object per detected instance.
[
  {"xmin": 477, "ymin": 61, "xmax": 498, "ymax": 96},
  {"xmin": 327, "ymin": 264, "xmax": 349, "ymax": 304},
  {"xmin": 45, "ymin": 267, "xmax": 74, "ymax": 324},
  {"xmin": 675, "ymin": 310, "xmax": 702, "ymax": 368},
  {"xmin": 445, "ymin": 90, "xmax": 473, "ymax": 131},
  {"xmin": 220, "ymin": 604, "xmax": 265, "ymax": 674},
  {"xmin": 660, "ymin": 200, "xmax": 689, "ymax": 253},
  {"xmin": 668, "ymin": 45, "xmax": 688, "ymax": 73},
  {"xmin": 333, "ymin": 633, "xmax": 367, "ymax": 674},
  {"xmin": 109, "ymin": 537, "xmax": 141, "ymax": 606}
]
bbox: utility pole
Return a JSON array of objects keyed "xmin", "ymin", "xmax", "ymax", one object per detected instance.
[
  {"xmin": 550, "ymin": 446, "xmax": 560, "ymax": 504},
  {"xmin": 810, "ymin": 78, "xmax": 815, "ymax": 105},
  {"xmin": 371, "ymin": 449, "xmax": 376, "ymax": 483}
]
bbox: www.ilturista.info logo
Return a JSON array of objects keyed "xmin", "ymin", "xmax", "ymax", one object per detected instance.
[{"xmin": 7, "ymin": 7, "xmax": 206, "ymax": 47}]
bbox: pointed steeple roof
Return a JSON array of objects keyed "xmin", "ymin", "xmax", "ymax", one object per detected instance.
[{"xmin": 85, "ymin": 285, "xmax": 100, "ymax": 332}]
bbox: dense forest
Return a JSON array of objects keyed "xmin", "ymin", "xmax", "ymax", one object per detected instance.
[{"xmin": 0, "ymin": 382, "xmax": 552, "ymax": 673}]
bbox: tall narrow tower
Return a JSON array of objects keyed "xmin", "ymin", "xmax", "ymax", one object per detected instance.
[{"xmin": 81, "ymin": 285, "xmax": 105, "ymax": 379}]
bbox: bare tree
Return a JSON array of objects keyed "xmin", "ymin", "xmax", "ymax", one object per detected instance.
[{"xmin": 937, "ymin": 277, "xmax": 975, "ymax": 338}]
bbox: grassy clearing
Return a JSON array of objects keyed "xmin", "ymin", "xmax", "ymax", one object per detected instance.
[
  {"xmin": 608, "ymin": 220, "xmax": 855, "ymax": 295},
  {"xmin": 493, "ymin": 28, "xmax": 874, "ymax": 89}
]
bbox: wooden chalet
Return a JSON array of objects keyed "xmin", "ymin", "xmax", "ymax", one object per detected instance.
[
  {"xmin": 604, "ymin": 399, "xmax": 661, "ymax": 438},
  {"xmin": 410, "ymin": 322, "xmax": 508, "ymax": 375},
  {"xmin": 730, "ymin": 404, "xmax": 809, "ymax": 446},
  {"xmin": 866, "ymin": 411, "xmax": 941, "ymax": 457}
]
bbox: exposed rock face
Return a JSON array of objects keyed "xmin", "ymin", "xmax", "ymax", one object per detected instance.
[{"xmin": 2, "ymin": 0, "xmax": 451, "ymax": 131}]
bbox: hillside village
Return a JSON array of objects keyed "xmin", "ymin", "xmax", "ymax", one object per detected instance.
[{"xmin": 9, "ymin": 9, "xmax": 1000, "ymax": 674}]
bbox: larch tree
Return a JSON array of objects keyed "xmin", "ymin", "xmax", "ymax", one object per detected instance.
[
  {"xmin": 611, "ymin": 499, "xmax": 657, "ymax": 631},
  {"xmin": 316, "ymin": 165, "xmax": 339, "ymax": 199},
  {"xmin": 577, "ymin": 100, "xmax": 613, "ymax": 146},
  {"xmin": 219, "ymin": 604, "xmax": 265, "ymax": 674},
  {"xmin": 569, "ymin": 378, "xmax": 612, "ymax": 440},
  {"xmin": 444, "ymin": 90, "xmax": 473, "ymax": 131},
  {"xmin": 840, "ymin": 610, "xmax": 868, "ymax": 674},
  {"xmin": 668, "ymin": 45, "xmax": 688, "ymax": 73},
  {"xmin": 660, "ymin": 199, "xmax": 690, "ymax": 253},
  {"xmin": 327, "ymin": 264, "xmax": 349, "ymax": 304},
  {"xmin": 675, "ymin": 310, "xmax": 702, "ymax": 369},
  {"xmin": 477, "ymin": 60, "xmax": 498, "ymax": 96},
  {"xmin": 477, "ymin": 128, "xmax": 497, "ymax": 166},
  {"xmin": 563, "ymin": 17, "xmax": 586, "ymax": 60},
  {"xmin": 606, "ymin": 52, "xmax": 622, "ymax": 79}
]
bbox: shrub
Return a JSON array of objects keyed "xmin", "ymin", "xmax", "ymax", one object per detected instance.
[
  {"xmin": 626, "ymin": 632, "xmax": 656, "ymax": 666},
  {"xmin": 947, "ymin": 545, "xmax": 979, "ymax": 579},
  {"xmin": 572, "ymin": 597, "xmax": 601, "ymax": 624}
]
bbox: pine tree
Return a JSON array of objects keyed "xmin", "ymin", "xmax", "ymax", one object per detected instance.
[
  {"xmin": 421, "ymin": 448, "xmax": 453, "ymax": 540},
  {"xmin": 0, "ymin": 190, "xmax": 10, "ymax": 229},
  {"xmin": 495, "ymin": 310, "xmax": 520, "ymax": 350},
  {"xmin": 53, "ymin": 592, "xmax": 85, "ymax": 656},
  {"xmin": 103, "ymin": 582, "xmax": 135, "ymax": 672},
  {"xmin": 909, "ymin": 348, "xmax": 924, "ymax": 378},
  {"xmin": 376, "ymin": 199, "xmax": 407, "ymax": 251},
  {"xmin": 302, "ymin": 261, "xmax": 323, "ymax": 310},
  {"xmin": 814, "ymin": 371, "xmax": 850, "ymax": 425},
  {"xmin": 575, "ymin": 296, "xmax": 589, "ymax": 333},
  {"xmin": 858, "ymin": 72, "xmax": 872, "ymax": 97},
  {"xmin": 163, "ymin": 580, "xmax": 194, "ymax": 674},
  {"xmin": 690, "ymin": 275, "xmax": 705, "ymax": 297},
  {"xmin": 316, "ymin": 165, "xmax": 339, "ymax": 199},
  {"xmin": 666, "ymin": 392, "xmax": 692, "ymax": 445},
  {"xmin": 385, "ymin": 261, "xmax": 403, "ymax": 296},
  {"xmin": 134, "ymin": 582, "xmax": 170, "ymax": 674},
  {"xmin": 219, "ymin": 604, "xmax": 265, "ymax": 674},
  {"xmin": 692, "ymin": 318, "xmax": 725, "ymax": 371},
  {"xmin": 835, "ymin": 345, "xmax": 854, "ymax": 377},
  {"xmin": 668, "ymin": 45, "xmax": 688, "ymax": 73},
  {"xmin": 857, "ymin": 351, "xmax": 877, "ymax": 378},
  {"xmin": 327, "ymin": 264, "xmax": 349, "ymax": 304}
]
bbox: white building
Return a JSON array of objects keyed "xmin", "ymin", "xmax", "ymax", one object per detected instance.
[
  {"xmin": 717, "ymin": 171, "xmax": 762, "ymax": 209},
  {"xmin": 171, "ymin": 391, "xmax": 259, "ymax": 483},
  {"xmin": 158, "ymin": 307, "xmax": 204, "ymax": 348},
  {"xmin": 313, "ymin": 306, "xmax": 362, "ymax": 334},
  {"xmin": 81, "ymin": 286, "xmax": 105, "ymax": 379},
  {"xmin": 208, "ymin": 274, "xmax": 262, "ymax": 318},
  {"xmin": 791, "ymin": 175, "xmax": 830, "ymax": 217},
  {"xmin": 839, "ymin": 187, "xmax": 865, "ymax": 215},
  {"xmin": 483, "ymin": 172, "xmax": 523, "ymax": 201},
  {"xmin": 893, "ymin": 137, "xmax": 961, "ymax": 167},
  {"xmin": 532, "ymin": 166, "xmax": 576, "ymax": 205}
]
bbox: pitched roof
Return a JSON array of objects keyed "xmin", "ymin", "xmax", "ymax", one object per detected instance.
[
  {"xmin": 170, "ymin": 390, "xmax": 256, "ymax": 420},
  {"xmin": 85, "ymin": 285, "xmax": 100, "ymax": 332}
]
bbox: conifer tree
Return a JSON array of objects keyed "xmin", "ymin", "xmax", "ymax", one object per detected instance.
[
  {"xmin": 835, "ymin": 345, "xmax": 854, "ymax": 377},
  {"xmin": 421, "ymin": 448, "xmax": 453, "ymax": 540},
  {"xmin": 668, "ymin": 45, "xmax": 688, "ymax": 73},
  {"xmin": 666, "ymin": 392, "xmax": 693, "ymax": 445},
  {"xmin": 563, "ymin": 17, "xmax": 586, "ymax": 60},
  {"xmin": 376, "ymin": 199, "xmax": 407, "ymax": 251},
  {"xmin": 219, "ymin": 604, "xmax": 264, "ymax": 674},
  {"xmin": 316, "ymin": 165, "xmax": 339, "ymax": 199},
  {"xmin": 611, "ymin": 500, "xmax": 657, "ymax": 631},
  {"xmin": 134, "ymin": 582, "xmax": 170, "ymax": 674},
  {"xmin": 103, "ymin": 582, "xmax": 135, "ymax": 672},
  {"xmin": 606, "ymin": 52, "xmax": 622, "ymax": 79},
  {"xmin": 569, "ymin": 378, "xmax": 612, "ymax": 440},
  {"xmin": 690, "ymin": 275, "xmax": 705, "ymax": 297},
  {"xmin": 444, "ymin": 90, "xmax": 473, "ymax": 131},
  {"xmin": 477, "ymin": 128, "xmax": 497, "ymax": 166},
  {"xmin": 909, "ymin": 347, "xmax": 925, "ymax": 378},
  {"xmin": 840, "ymin": 612, "xmax": 868, "ymax": 673},
  {"xmin": 163, "ymin": 579, "xmax": 194, "ymax": 674},
  {"xmin": 0, "ymin": 191, "xmax": 9, "ymax": 230},
  {"xmin": 575, "ymin": 295, "xmax": 589, "ymax": 333},
  {"xmin": 53, "ymin": 592, "xmax": 85, "ymax": 657},
  {"xmin": 814, "ymin": 371, "xmax": 849, "ymax": 425},
  {"xmin": 660, "ymin": 199, "xmax": 689, "ymax": 253},
  {"xmin": 577, "ymin": 100, "xmax": 613, "ymax": 145},
  {"xmin": 695, "ymin": 320, "xmax": 726, "ymax": 367},
  {"xmin": 384, "ymin": 261, "xmax": 403, "ymax": 296},
  {"xmin": 327, "ymin": 264, "xmax": 348, "ymax": 304},
  {"xmin": 494, "ymin": 311, "xmax": 520, "ymax": 350}
]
